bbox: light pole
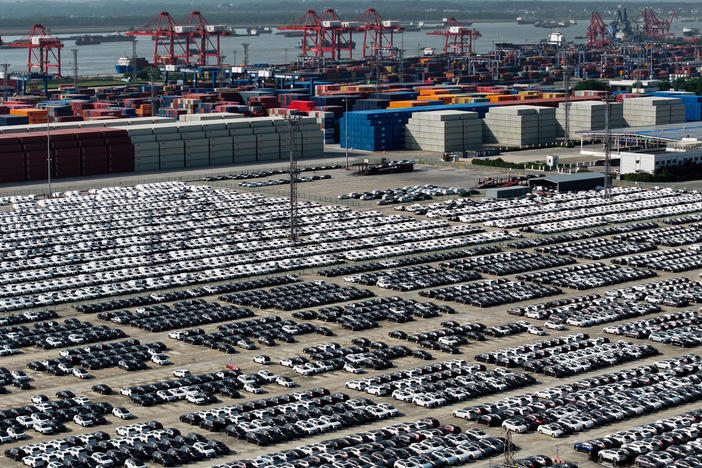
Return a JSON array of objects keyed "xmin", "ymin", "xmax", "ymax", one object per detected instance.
[
  {"xmin": 46, "ymin": 108, "xmax": 54, "ymax": 197},
  {"xmin": 344, "ymin": 98, "xmax": 349, "ymax": 169}
]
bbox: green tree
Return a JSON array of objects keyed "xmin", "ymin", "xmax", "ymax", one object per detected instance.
[{"xmin": 573, "ymin": 79, "xmax": 609, "ymax": 91}]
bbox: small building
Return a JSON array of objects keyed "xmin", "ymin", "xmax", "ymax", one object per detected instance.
[
  {"xmin": 485, "ymin": 186, "xmax": 531, "ymax": 198},
  {"xmin": 528, "ymin": 172, "xmax": 606, "ymax": 192},
  {"xmin": 620, "ymin": 148, "xmax": 702, "ymax": 174}
]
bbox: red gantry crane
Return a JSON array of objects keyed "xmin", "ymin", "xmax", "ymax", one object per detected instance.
[
  {"xmin": 427, "ymin": 18, "xmax": 481, "ymax": 56},
  {"xmin": 639, "ymin": 8, "xmax": 677, "ymax": 40},
  {"xmin": 356, "ymin": 8, "xmax": 404, "ymax": 58},
  {"xmin": 586, "ymin": 12, "xmax": 610, "ymax": 47},
  {"xmin": 278, "ymin": 9, "xmax": 355, "ymax": 60},
  {"xmin": 181, "ymin": 11, "xmax": 230, "ymax": 67},
  {"xmin": 9, "ymin": 24, "xmax": 63, "ymax": 76},
  {"xmin": 125, "ymin": 11, "xmax": 189, "ymax": 66}
]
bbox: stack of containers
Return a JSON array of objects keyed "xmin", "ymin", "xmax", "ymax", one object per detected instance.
[
  {"xmin": 623, "ymin": 97, "xmax": 686, "ymax": 126},
  {"xmin": 126, "ymin": 125, "xmax": 160, "ymax": 172},
  {"xmin": 536, "ymin": 107, "xmax": 557, "ymax": 144},
  {"xmin": 404, "ymin": 110, "xmax": 481, "ymax": 152},
  {"xmin": 103, "ymin": 128, "xmax": 134, "ymax": 173},
  {"xmin": 24, "ymin": 133, "xmax": 48, "ymax": 181},
  {"xmin": 252, "ymin": 118, "xmax": 280, "ymax": 161},
  {"xmin": 483, "ymin": 106, "xmax": 541, "ymax": 147},
  {"xmin": 155, "ymin": 124, "xmax": 185, "ymax": 170},
  {"xmin": 0, "ymin": 134, "xmax": 26, "ymax": 182},
  {"xmin": 10, "ymin": 108, "xmax": 48, "ymax": 124},
  {"xmin": 299, "ymin": 116, "xmax": 324, "ymax": 159},
  {"xmin": 179, "ymin": 123, "xmax": 210, "ymax": 168},
  {"xmin": 48, "ymin": 130, "xmax": 82, "ymax": 178},
  {"xmin": 556, "ymin": 101, "xmax": 625, "ymax": 139},
  {"xmin": 229, "ymin": 120, "xmax": 257, "ymax": 163},
  {"xmin": 651, "ymin": 92, "xmax": 702, "ymax": 122},
  {"xmin": 205, "ymin": 122, "xmax": 233, "ymax": 166},
  {"xmin": 77, "ymin": 128, "xmax": 109, "ymax": 176}
]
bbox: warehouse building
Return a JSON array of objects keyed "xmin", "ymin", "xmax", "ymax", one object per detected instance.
[{"xmin": 528, "ymin": 173, "xmax": 606, "ymax": 192}]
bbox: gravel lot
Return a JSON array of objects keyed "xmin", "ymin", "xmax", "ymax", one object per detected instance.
[{"xmin": 0, "ymin": 161, "xmax": 700, "ymax": 468}]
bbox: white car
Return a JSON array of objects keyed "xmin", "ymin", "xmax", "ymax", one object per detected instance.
[
  {"xmin": 527, "ymin": 326, "xmax": 547, "ymax": 336},
  {"xmin": 544, "ymin": 321, "xmax": 566, "ymax": 330},
  {"xmin": 193, "ymin": 441, "xmax": 216, "ymax": 458},
  {"xmin": 253, "ymin": 355, "xmax": 271, "ymax": 364},
  {"xmin": 275, "ymin": 376, "xmax": 296, "ymax": 387},
  {"xmin": 125, "ymin": 460, "xmax": 147, "ymax": 468},
  {"xmin": 30, "ymin": 394, "xmax": 48, "ymax": 404},
  {"xmin": 33, "ymin": 421, "xmax": 54, "ymax": 435},
  {"xmin": 112, "ymin": 407, "xmax": 134, "ymax": 419},
  {"xmin": 150, "ymin": 355, "xmax": 170, "ymax": 365},
  {"xmin": 74, "ymin": 414, "xmax": 94, "ymax": 427},
  {"xmin": 244, "ymin": 383, "xmax": 264, "ymax": 394},
  {"xmin": 172, "ymin": 369, "xmax": 190, "ymax": 378},
  {"xmin": 73, "ymin": 368, "xmax": 91, "ymax": 379},
  {"xmin": 257, "ymin": 370, "xmax": 276, "ymax": 383},
  {"xmin": 343, "ymin": 363, "xmax": 364, "ymax": 374},
  {"xmin": 501, "ymin": 420, "xmax": 528, "ymax": 433},
  {"xmin": 537, "ymin": 423, "xmax": 565, "ymax": 438}
]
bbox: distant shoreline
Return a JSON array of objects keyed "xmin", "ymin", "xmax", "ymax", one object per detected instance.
[{"xmin": 0, "ymin": 19, "xmax": 521, "ymax": 36}]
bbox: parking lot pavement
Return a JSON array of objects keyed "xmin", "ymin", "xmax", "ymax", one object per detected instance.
[{"xmin": 1, "ymin": 169, "xmax": 702, "ymax": 468}]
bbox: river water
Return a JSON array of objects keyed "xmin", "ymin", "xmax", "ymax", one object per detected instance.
[{"xmin": 0, "ymin": 20, "xmax": 698, "ymax": 76}]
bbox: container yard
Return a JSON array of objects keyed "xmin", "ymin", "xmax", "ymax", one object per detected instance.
[{"xmin": 3, "ymin": 4, "xmax": 702, "ymax": 468}]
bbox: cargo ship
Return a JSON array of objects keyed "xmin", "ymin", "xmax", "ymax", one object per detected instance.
[
  {"xmin": 74, "ymin": 34, "xmax": 134, "ymax": 46},
  {"xmin": 115, "ymin": 55, "xmax": 152, "ymax": 74},
  {"xmin": 683, "ymin": 27, "xmax": 700, "ymax": 37},
  {"xmin": 296, "ymin": 39, "xmax": 356, "ymax": 49}
]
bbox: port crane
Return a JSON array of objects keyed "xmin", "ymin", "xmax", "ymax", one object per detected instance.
[
  {"xmin": 180, "ymin": 11, "xmax": 229, "ymax": 67},
  {"xmin": 355, "ymin": 9, "xmax": 404, "ymax": 59},
  {"xmin": 126, "ymin": 12, "xmax": 189, "ymax": 66},
  {"xmin": 639, "ymin": 8, "xmax": 677, "ymax": 40},
  {"xmin": 278, "ymin": 9, "xmax": 355, "ymax": 60},
  {"xmin": 586, "ymin": 12, "xmax": 610, "ymax": 48},
  {"xmin": 427, "ymin": 18, "xmax": 481, "ymax": 56},
  {"xmin": 9, "ymin": 24, "xmax": 63, "ymax": 76}
]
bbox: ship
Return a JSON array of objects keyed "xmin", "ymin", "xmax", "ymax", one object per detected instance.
[
  {"xmin": 115, "ymin": 55, "xmax": 152, "ymax": 74},
  {"xmin": 296, "ymin": 39, "xmax": 356, "ymax": 49},
  {"xmin": 402, "ymin": 22, "xmax": 424, "ymax": 32},
  {"xmin": 683, "ymin": 27, "xmax": 700, "ymax": 37},
  {"xmin": 73, "ymin": 34, "xmax": 134, "ymax": 46},
  {"xmin": 516, "ymin": 17, "xmax": 535, "ymax": 25}
]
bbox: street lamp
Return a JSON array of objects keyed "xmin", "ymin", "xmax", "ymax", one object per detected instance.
[{"xmin": 344, "ymin": 97, "xmax": 349, "ymax": 169}]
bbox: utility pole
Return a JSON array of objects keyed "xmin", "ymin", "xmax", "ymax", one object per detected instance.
[
  {"xmin": 563, "ymin": 48, "xmax": 571, "ymax": 145},
  {"xmin": 602, "ymin": 94, "xmax": 614, "ymax": 199},
  {"xmin": 242, "ymin": 43, "xmax": 250, "ymax": 66},
  {"xmin": 132, "ymin": 37, "xmax": 138, "ymax": 83},
  {"xmin": 283, "ymin": 114, "xmax": 302, "ymax": 242},
  {"xmin": 503, "ymin": 429, "xmax": 515, "ymax": 467},
  {"xmin": 71, "ymin": 49, "xmax": 78, "ymax": 87},
  {"xmin": 344, "ymin": 98, "xmax": 349, "ymax": 169},
  {"xmin": 46, "ymin": 108, "xmax": 54, "ymax": 198},
  {"xmin": 0, "ymin": 63, "xmax": 9, "ymax": 101}
]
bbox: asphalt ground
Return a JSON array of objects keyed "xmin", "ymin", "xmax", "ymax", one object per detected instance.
[{"xmin": 0, "ymin": 159, "xmax": 700, "ymax": 468}]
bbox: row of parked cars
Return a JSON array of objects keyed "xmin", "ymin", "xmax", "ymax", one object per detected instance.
[
  {"xmin": 180, "ymin": 387, "xmax": 398, "ymax": 446},
  {"xmin": 508, "ymin": 295, "xmax": 661, "ymax": 328},
  {"xmin": 342, "ymin": 265, "xmax": 481, "ymax": 291},
  {"xmin": 213, "ymin": 417, "xmax": 571, "ymax": 468},
  {"xmin": 318, "ymin": 247, "xmax": 501, "ymax": 278},
  {"xmin": 239, "ymin": 175, "xmax": 332, "ymax": 188},
  {"xmin": 341, "ymin": 230, "xmax": 511, "ymax": 263},
  {"xmin": 221, "ymin": 281, "xmax": 375, "ymax": 311},
  {"xmin": 96, "ymin": 299, "xmax": 255, "ymax": 332},
  {"xmin": 76, "ymin": 275, "xmax": 300, "ymax": 314},
  {"xmin": 419, "ymin": 278, "xmax": 562, "ymax": 308},
  {"xmin": 535, "ymin": 238, "xmax": 657, "ymax": 260},
  {"xmin": 338, "ymin": 185, "xmax": 469, "ymax": 204},
  {"xmin": 455, "ymin": 355, "xmax": 701, "ymax": 440},
  {"xmin": 517, "ymin": 262, "xmax": 657, "ymax": 291},
  {"xmin": 474, "ymin": 334, "xmax": 658, "ymax": 378},
  {"xmin": 7, "ymin": 423, "xmax": 230, "ymax": 468},
  {"xmin": 28, "ymin": 339, "xmax": 167, "ymax": 376},
  {"xmin": 0, "ymin": 319, "xmax": 127, "ymax": 351},
  {"xmin": 201, "ymin": 164, "xmax": 341, "ymax": 182},
  {"xmin": 574, "ymin": 408, "xmax": 702, "ymax": 468},
  {"xmin": 346, "ymin": 359, "xmax": 535, "ymax": 408},
  {"xmin": 614, "ymin": 248, "xmax": 702, "ymax": 273},
  {"xmin": 605, "ymin": 277, "xmax": 702, "ymax": 308},
  {"xmin": 604, "ymin": 311, "xmax": 701, "ymax": 348},
  {"xmin": 440, "ymin": 250, "xmax": 576, "ymax": 276},
  {"xmin": 305, "ymin": 296, "xmax": 455, "ymax": 331},
  {"xmin": 507, "ymin": 222, "xmax": 657, "ymax": 250},
  {"xmin": 2, "ymin": 183, "xmax": 499, "ymax": 312},
  {"xmin": 615, "ymin": 224, "xmax": 702, "ymax": 247},
  {"xmin": 168, "ymin": 315, "xmax": 320, "ymax": 354},
  {"xmin": 0, "ymin": 309, "xmax": 59, "ymax": 327}
]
